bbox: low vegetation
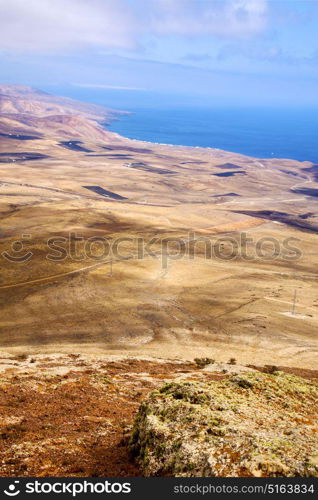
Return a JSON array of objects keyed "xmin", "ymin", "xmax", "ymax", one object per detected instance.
[
  {"xmin": 130, "ymin": 371, "xmax": 318, "ymax": 477},
  {"xmin": 194, "ymin": 358, "xmax": 215, "ymax": 368}
]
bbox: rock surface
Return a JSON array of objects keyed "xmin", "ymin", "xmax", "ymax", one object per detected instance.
[{"xmin": 130, "ymin": 371, "xmax": 318, "ymax": 477}]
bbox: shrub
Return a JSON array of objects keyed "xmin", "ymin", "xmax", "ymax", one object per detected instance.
[
  {"xmin": 194, "ymin": 358, "xmax": 215, "ymax": 368},
  {"xmin": 15, "ymin": 353, "xmax": 28, "ymax": 361}
]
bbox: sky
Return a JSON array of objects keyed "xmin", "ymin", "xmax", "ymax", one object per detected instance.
[{"xmin": 0, "ymin": 0, "xmax": 318, "ymax": 107}]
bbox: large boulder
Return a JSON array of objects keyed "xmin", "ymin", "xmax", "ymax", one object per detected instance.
[{"xmin": 129, "ymin": 372, "xmax": 318, "ymax": 477}]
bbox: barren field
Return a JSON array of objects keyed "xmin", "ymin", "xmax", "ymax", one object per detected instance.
[{"xmin": 0, "ymin": 85, "xmax": 317, "ymax": 368}]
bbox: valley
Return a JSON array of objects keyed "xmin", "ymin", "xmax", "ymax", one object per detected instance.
[{"xmin": 0, "ymin": 85, "xmax": 317, "ymax": 369}]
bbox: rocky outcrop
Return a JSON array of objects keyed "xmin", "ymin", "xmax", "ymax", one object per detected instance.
[{"xmin": 130, "ymin": 371, "xmax": 318, "ymax": 477}]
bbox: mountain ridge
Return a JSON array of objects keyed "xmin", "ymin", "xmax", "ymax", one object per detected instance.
[{"xmin": 0, "ymin": 84, "xmax": 128, "ymax": 141}]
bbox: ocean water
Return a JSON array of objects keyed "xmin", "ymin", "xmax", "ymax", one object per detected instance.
[
  {"xmin": 109, "ymin": 107, "xmax": 318, "ymax": 163},
  {"xmin": 43, "ymin": 86, "xmax": 318, "ymax": 163}
]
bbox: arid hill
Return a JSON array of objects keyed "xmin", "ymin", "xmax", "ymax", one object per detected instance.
[
  {"xmin": 0, "ymin": 85, "xmax": 318, "ymax": 369},
  {"xmin": 0, "ymin": 85, "xmax": 127, "ymax": 140},
  {"xmin": 0, "ymin": 86, "xmax": 317, "ymax": 478}
]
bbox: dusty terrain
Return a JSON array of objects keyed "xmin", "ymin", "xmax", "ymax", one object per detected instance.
[
  {"xmin": 0, "ymin": 85, "xmax": 317, "ymax": 478},
  {"xmin": 0, "ymin": 85, "xmax": 317, "ymax": 369},
  {"xmin": 0, "ymin": 352, "xmax": 317, "ymax": 477}
]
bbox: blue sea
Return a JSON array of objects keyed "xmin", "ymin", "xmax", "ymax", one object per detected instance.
[
  {"xmin": 109, "ymin": 107, "xmax": 318, "ymax": 163},
  {"xmin": 45, "ymin": 86, "xmax": 318, "ymax": 163}
]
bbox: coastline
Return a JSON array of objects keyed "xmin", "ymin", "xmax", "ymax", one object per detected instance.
[{"xmin": 107, "ymin": 106, "xmax": 318, "ymax": 163}]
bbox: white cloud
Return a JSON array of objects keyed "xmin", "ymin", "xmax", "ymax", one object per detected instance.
[
  {"xmin": 149, "ymin": 0, "xmax": 268, "ymax": 37},
  {"xmin": 0, "ymin": 0, "xmax": 268, "ymax": 53},
  {"xmin": 73, "ymin": 83, "xmax": 146, "ymax": 91},
  {"xmin": 0, "ymin": 0, "xmax": 137, "ymax": 52}
]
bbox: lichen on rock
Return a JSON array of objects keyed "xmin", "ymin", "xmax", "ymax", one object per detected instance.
[{"xmin": 129, "ymin": 372, "xmax": 318, "ymax": 477}]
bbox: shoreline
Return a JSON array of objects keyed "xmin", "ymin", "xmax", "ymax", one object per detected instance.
[{"xmin": 106, "ymin": 108, "xmax": 316, "ymax": 164}]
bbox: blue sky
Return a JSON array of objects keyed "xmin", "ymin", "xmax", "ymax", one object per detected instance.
[{"xmin": 0, "ymin": 0, "xmax": 318, "ymax": 107}]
